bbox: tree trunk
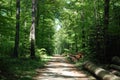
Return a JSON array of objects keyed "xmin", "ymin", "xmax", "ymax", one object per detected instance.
[
  {"xmin": 83, "ymin": 61, "xmax": 120, "ymax": 80},
  {"xmin": 36, "ymin": 0, "xmax": 40, "ymax": 46},
  {"xmin": 81, "ymin": 11, "xmax": 85, "ymax": 48},
  {"xmin": 30, "ymin": 0, "xmax": 36, "ymax": 59},
  {"xmin": 75, "ymin": 32, "xmax": 78, "ymax": 53},
  {"xmin": 103, "ymin": 0, "xmax": 110, "ymax": 61},
  {"xmin": 93, "ymin": 0, "xmax": 103, "ymax": 61},
  {"xmin": 13, "ymin": 0, "xmax": 20, "ymax": 58}
]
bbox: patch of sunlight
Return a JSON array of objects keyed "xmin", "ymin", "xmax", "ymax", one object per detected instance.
[
  {"xmin": 55, "ymin": 18, "xmax": 59, "ymax": 24},
  {"xmin": 56, "ymin": 25, "xmax": 61, "ymax": 31},
  {"xmin": 66, "ymin": 0, "xmax": 70, "ymax": 4},
  {"xmin": 55, "ymin": 18, "xmax": 61, "ymax": 31},
  {"xmin": 114, "ymin": 2, "xmax": 120, "ymax": 6},
  {"xmin": 75, "ymin": 2, "xmax": 80, "ymax": 6},
  {"xmin": 63, "ymin": 7, "xmax": 70, "ymax": 13},
  {"xmin": 61, "ymin": 70, "xmax": 86, "ymax": 77},
  {"xmin": 62, "ymin": 71, "xmax": 78, "ymax": 76}
]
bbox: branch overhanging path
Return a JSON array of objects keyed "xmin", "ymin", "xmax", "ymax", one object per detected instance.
[{"xmin": 33, "ymin": 55, "xmax": 95, "ymax": 80}]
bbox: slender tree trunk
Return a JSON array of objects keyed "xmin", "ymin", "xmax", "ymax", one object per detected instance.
[
  {"xmin": 94, "ymin": 0, "xmax": 102, "ymax": 61},
  {"xmin": 103, "ymin": 0, "xmax": 110, "ymax": 61},
  {"xmin": 104, "ymin": 0, "xmax": 110, "ymax": 27},
  {"xmin": 75, "ymin": 32, "xmax": 78, "ymax": 53},
  {"xmin": 9, "ymin": 0, "xmax": 13, "ymax": 16},
  {"xmin": 13, "ymin": 0, "xmax": 20, "ymax": 58},
  {"xmin": 36, "ymin": 0, "xmax": 40, "ymax": 46},
  {"xmin": 81, "ymin": 11, "xmax": 85, "ymax": 48},
  {"xmin": 30, "ymin": 0, "xmax": 36, "ymax": 59}
]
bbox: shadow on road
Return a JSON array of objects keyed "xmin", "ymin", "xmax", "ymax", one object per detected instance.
[{"xmin": 33, "ymin": 56, "xmax": 94, "ymax": 80}]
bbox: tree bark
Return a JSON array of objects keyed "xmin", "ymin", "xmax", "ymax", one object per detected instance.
[
  {"xmin": 30, "ymin": 0, "xmax": 36, "ymax": 59},
  {"xmin": 13, "ymin": 0, "xmax": 20, "ymax": 57},
  {"xmin": 36, "ymin": 0, "xmax": 40, "ymax": 45},
  {"xmin": 83, "ymin": 61, "xmax": 120, "ymax": 80},
  {"xmin": 103, "ymin": 0, "xmax": 110, "ymax": 35},
  {"xmin": 103, "ymin": 0, "xmax": 110, "ymax": 61}
]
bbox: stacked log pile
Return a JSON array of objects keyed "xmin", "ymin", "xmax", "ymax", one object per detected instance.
[
  {"xmin": 67, "ymin": 52, "xmax": 83, "ymax": 62},
  {"xmin": 83, "ymin": 61, "xmax": 120, "ymax": 80},
  {"xmin": 109, "ymin": 56, "xmax": 120, "ymax": 76}
]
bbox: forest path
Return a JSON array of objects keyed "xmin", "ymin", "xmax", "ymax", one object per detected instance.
[{"xmin": 33, "ymin": 55, "xmax": 95, "ymax": 80}]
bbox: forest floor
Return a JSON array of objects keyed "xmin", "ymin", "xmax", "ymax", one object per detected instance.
[{"xmin": 33, "ymin": 55, "xmax": 96, "ymax": 80}]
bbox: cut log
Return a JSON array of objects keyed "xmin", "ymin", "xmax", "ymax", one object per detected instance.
[
  {"xmin": 68, "ymin": 53, "xmax": 83, "ymax": 62},
  {"xmin": 83, "ymin": 61, "xmax": 120, "ymax": 80},
  {"xmin": 110, "ymin": 64, "xmax": 120, "ymax": 71},
  {"xmin": 110, "ymin": 69, "xmax": 120, "ymax": 76},
  {"xmin": 68, "ymin": 56, "xmax": 77, "ymax": 62},
  {"xmin": 74, "ymin": 53, "xmax": 83, "ymax": 60},
  {"xmin": 112, "ymin": 56, "xmax": 120, "ymax": 65},
  {"xmin": 70, "ymin": 56, "xmax": 77, "ymax": 62}
]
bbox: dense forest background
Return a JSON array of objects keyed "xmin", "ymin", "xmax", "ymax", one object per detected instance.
[
  {"xmin": 0, "ymin": 0, "xmax": 119, "ymax": 61},
  {"xmin": 0, "ymin": 0, "xmax": 120, "ymax": 79}
]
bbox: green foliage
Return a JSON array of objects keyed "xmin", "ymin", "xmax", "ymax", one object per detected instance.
[
  {"xmin": 0, "ymin": 0, "xmax": 15, "ymax": 57},
  {"xmin": 0, "ymin": 55, "xmax": 50, "ymax": 80},
  {"xmin": 35, "ymin": 1, "xmax": 55, "ymax": 55},
  {"xmin": 54, "ymin": 0, "xmax": 120, "ymax": 63},
  {"xmin": 36, "ymin": 48, "xmax": 47, "ymax": 58},
  {"xmin": 0, "ymin": 0, "xmax": 120, "ymax": 79}
]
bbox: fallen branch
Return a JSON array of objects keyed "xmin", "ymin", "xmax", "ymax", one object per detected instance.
[{"xmin": 83, "ymin": 61, "xmax": 120, "ymax": 80}]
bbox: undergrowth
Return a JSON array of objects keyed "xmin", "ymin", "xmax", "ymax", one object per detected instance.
[{"xmin": 0, "ymin": 55, "xmax": 50, "ymax": 80}]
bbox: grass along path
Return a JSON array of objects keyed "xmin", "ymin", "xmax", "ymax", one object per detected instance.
[{"xmin": 33, "ymin": 55, "xmax": 96, "ymax": 80}]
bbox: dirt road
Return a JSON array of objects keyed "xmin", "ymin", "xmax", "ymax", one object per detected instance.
[{"xmin": 33, "ymin": 56, "xmax": 95, "ymax": 80}]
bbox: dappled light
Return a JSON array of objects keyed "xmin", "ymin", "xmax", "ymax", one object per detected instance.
[
  {"xmin": 33, "ymin": 56, "xmax": 90, "ymax": 80},
  {"xmin": 0, "ymin": 0, "xmax": 120, "ymax": 80}
]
